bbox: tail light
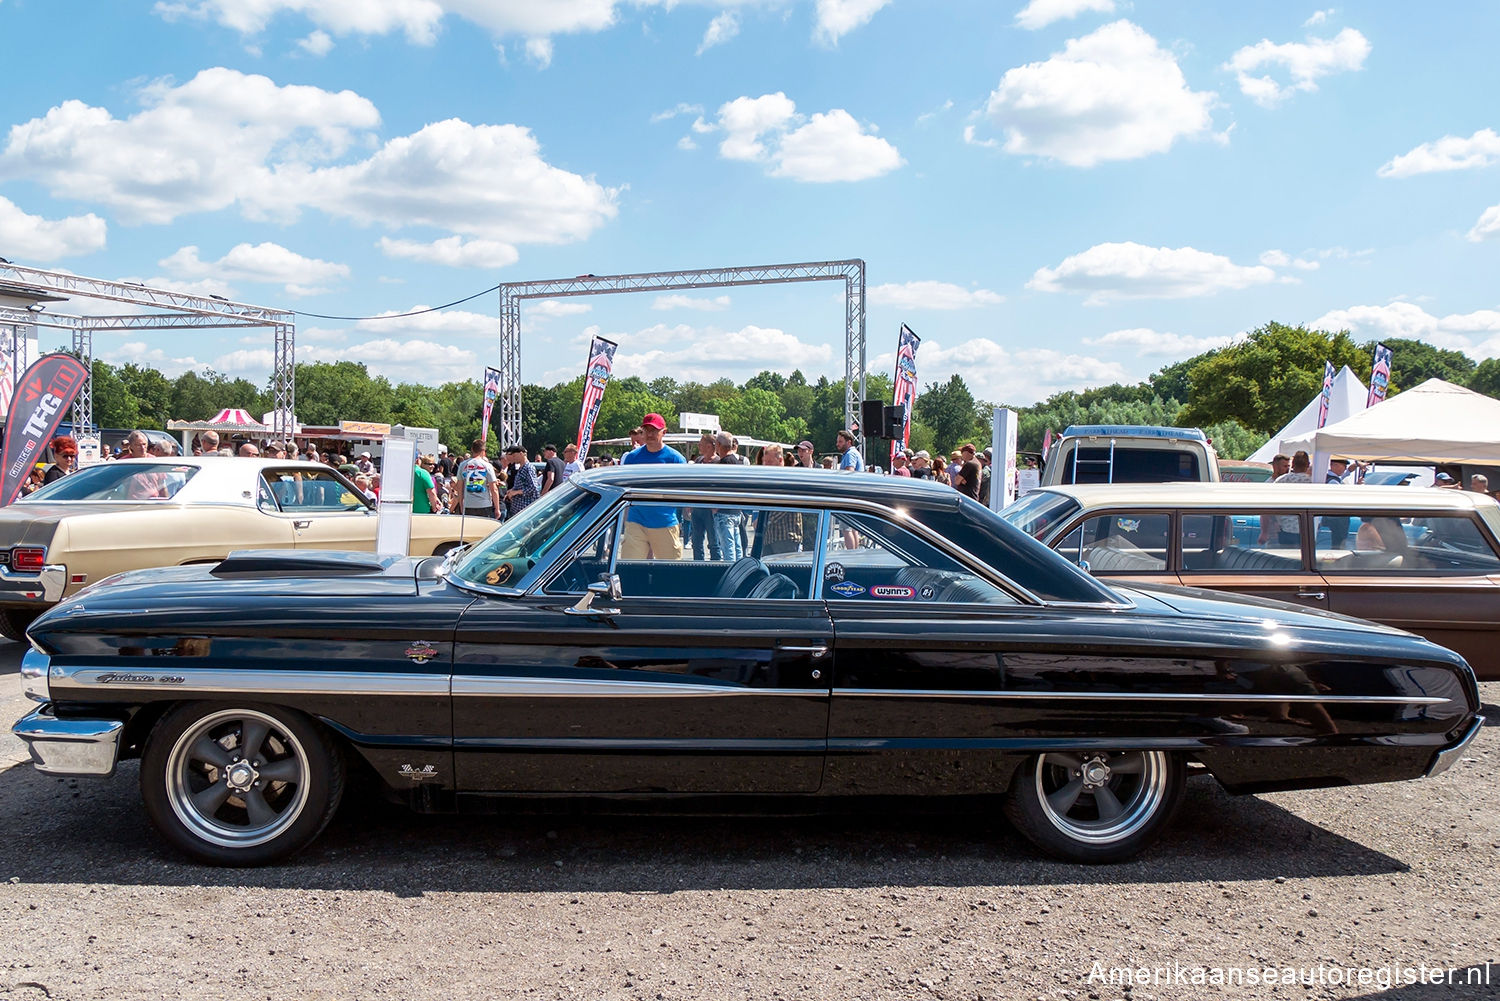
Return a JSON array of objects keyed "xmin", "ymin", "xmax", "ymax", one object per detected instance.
[{"xmin": 11, "ymin": 547, "xmax": 47, "ymax": 572}]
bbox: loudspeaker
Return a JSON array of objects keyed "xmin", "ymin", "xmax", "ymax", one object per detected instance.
[
  {"xmin": 860, "ymin": 399, "xmax": 885, "ymax": 435},
  {"xmin": 883, "ymin": 404, "xmax": 907, "ymax": 439}
]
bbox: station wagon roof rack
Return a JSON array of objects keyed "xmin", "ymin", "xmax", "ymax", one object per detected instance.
[{"xmin": 1061, "ymin": 425, "xmax": 1207, "ymax": 441}]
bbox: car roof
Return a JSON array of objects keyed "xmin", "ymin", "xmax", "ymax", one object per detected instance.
[
  {"xmin": 67, "ymin": 456, "xmax": 361, "ymax": 507},
  {"xmin": 572, "ymin": 464, "xmax": 965, "ymax": 509},
  {"xmin": 1031, "ymin": 482, "xmax": 1494, "ymax": 511}
]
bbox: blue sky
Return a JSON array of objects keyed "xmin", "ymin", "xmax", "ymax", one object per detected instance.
[{"xmin": 1, "ymin": 1, "xmax": 1498, "ymax": 406}]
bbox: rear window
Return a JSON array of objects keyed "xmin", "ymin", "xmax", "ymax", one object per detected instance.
[
  {"xmin": 1056, "ymin": 446, "xmax": 1201, "ymax": 484},
  {"xmin": 999, "ymin": 490, "xmax": 1080, "ymax": 540},
  {"xmin": 22, "ymin": 462, "xmax": 197, "ymax": 501}
]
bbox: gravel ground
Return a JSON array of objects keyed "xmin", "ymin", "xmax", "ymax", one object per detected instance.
[{"xmin": 1, "ymin": 645, "xmax": 1496, "ymax": 1001}]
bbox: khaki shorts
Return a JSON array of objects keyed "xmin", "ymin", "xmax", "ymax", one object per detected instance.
[{"xmin": 621, "ymin": 521, "xmax": 683, "ymax": 560}]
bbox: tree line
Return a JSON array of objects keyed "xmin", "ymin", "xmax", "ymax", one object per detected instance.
[{"xmin": 81, "ymin": 322, "xmax": 1500, "ymax": 461}]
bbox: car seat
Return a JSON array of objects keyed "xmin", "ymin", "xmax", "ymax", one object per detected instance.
[{"xmin": 715, "ymin": 557, "xmax": 770, "ymax": 598}]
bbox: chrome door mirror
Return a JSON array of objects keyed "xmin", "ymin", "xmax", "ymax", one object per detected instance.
[{"xmin": 567, "ymin": 573, "xmax": 622, "ymax": 615}]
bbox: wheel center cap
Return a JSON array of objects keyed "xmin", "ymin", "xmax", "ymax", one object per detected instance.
[
  {"xmin": 1082, "ymin": 760, "xmax": 1111, "ymax": 786},
  {"xmin": 226, "ymin": 761, "xmax": 259, "ymax": 792}
]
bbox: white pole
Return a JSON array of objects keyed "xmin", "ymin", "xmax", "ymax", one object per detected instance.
[{"xmin": 991, "ymin": 407, "xmax": 1017, "ymax": 512}]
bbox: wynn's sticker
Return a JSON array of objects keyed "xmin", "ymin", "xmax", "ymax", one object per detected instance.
[
  {"xmin": 828, "ymin": 580, "xmax": 866, "ymax": 598},
  {"xmin": 870, "ymin": 585, "xmax": 915, "ymax": 599}
]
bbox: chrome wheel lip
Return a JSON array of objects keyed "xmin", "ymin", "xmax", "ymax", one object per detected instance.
[
  {"xmin": 165, "ymin": 709, "xmax": 310, "ymax": 850},
  {"xmin": 1035, "ymin": 750, "xmax": 1169, "ymax": 846}
]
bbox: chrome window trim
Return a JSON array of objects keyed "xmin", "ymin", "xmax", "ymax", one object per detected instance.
[
  {"xmin": 449, "ymin": 484, "xmax": 610, "ymax": 599},
  {"xmin": 831, "ymin": 688, "xmax": 1450, "ymax": 705},
  {"xmin": 49, "ymin": 665, "xmax": 450, "ymax": 698}
]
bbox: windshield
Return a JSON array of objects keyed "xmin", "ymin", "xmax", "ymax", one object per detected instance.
[
  {"xmin": 22, "ymin": 462, "xmax": 198, "ymax": 501},
  {"xmin": 999, "ymin": 490, "xmax": 1080, "ymax": 540},
  {"xmin": 449, "ymin": 483, "xmax": 599, "ymax": 589}
]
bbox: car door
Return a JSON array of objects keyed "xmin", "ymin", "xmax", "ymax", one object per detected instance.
[
  {"xmin": 257, "ymin": 467, "xmax": 378, "ymax": 551},
  {"xmin": 1174, "ymin": 510, "xmax": 1330, "ymax": 610},
  {"xmin": 1314, "ymin": 510, "xmax": 1500, "ymax": 674},
  {"xmin": 450, "ymin": 500, "xmax": 832, "ymax": 794}
]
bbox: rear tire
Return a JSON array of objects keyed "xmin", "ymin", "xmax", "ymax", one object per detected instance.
[
  {"xmin": 140, "ymin": 702, "xmax": 344, "ymax": 866},
  {"xmin": 1004, "ymin": 750, "xmax": 1184, "ymax": 863},
  {"xmin": 0, "ymin": 607, "xmax": 39, "ymax": 642}
]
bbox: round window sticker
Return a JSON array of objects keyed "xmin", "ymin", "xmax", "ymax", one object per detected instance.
[
  {"xmin": 824, "ymin": 561, "xmax": 845, "ymax": 583},
  {"xmin": 919, "ymin": 584, "xmax": 936, "ymax": 600}
]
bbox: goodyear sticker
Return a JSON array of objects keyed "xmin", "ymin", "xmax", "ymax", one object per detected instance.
[
  {"xmin": 870, "ymin": 585, "xmax": 915, "ymax": 599},
  {"xmin": 828, "ymin": 580, "xmax": 866, "ymax": 598}
]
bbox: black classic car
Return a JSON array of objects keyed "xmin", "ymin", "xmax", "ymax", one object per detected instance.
[{"xmin": 13, "ymin": 466, "xmax": 1483, "ymax": 866}]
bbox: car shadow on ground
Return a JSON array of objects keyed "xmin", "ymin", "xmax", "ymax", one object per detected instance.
[{"xmin": 0, "ymin": 761, "xmax": 1407, "ymax": 895}]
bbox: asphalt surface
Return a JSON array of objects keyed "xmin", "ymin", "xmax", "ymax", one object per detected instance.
[{"xmin": 0, "ymin": 640, "xmax": 1496, "ymax": 1000}]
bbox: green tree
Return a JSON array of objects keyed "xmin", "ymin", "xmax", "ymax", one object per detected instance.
[
  {"xmin": 743, "ymin": 370, "xmax": 787, "ymax": 394},
  {"xmin": 914, "ymin": 374, "xmax": 979, "ymax": 454},
  {"xmin": 1378, "ymin": 337, "xmax": 1474, "ymax": 392},
  {"xmin": 292, "ymin": 361, "xmax": 394, "ymax": 426},
  {"xmin": 1179, "ymin": 322, "xmax": 1366, "ymax": 434},
  {"xmin": 89, "ymin": 361, "xmax": 141, "ymax": 430},
  {"xmin": 1469, "ymin": 358, "xmax": 1500, "ymax": 399},
  {"xmin": 719, "ymin": 387, "xmax": 808, "ymax": 444},
  {"xmin": 117, "ymin": 364, "xmax": 173, "ymax": 430}
]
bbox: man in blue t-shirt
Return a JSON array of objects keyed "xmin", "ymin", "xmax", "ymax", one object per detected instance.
[
  {"xmin": 620, "ymin": 412, "xmax": 687, "ymax": 559},
  {"xmin": 836, "ymin": 428, "xmax": 864, "ymax": 472}
]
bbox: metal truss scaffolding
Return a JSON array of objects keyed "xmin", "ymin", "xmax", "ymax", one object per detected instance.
[
  {"xmin": 0, "ymin": 263, "xmax": 295, "ymax": 440},
  {"xmin": 498, "ymin": 259, "xmax": 866, "ymax": 450}
]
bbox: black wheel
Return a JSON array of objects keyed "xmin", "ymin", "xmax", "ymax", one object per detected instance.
[
  {"xmin": 0, "ymin": 607, "xmax": 39, "ymax": 642},
  {"xmin": 1004, "ymin": 750, "xmax": 1184, "ymax": 863},
  {"xmin": 140, "ymin": 702, "xmax": 345, "ymax": 866}
]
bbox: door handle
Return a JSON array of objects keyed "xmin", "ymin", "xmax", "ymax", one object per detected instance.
[
  {"xmin": 1295, "ymin": 590, "xmax": 1326, "ymax": 600},
  {"xmin": 293, "ymin": 519, "xmax": 311, "ymax": 529},
  {"xmin": 778, "ymin": 644, "xmax": 829, "ymax": 656}
]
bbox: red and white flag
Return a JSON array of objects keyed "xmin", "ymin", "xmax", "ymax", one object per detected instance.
[{"xmin": 576, "ymin": 336, "xmax": 618, "ymax": 462}]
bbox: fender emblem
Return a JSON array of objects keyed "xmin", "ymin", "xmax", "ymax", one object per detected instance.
[
  {"xmin": 95, "ymin": 672, "xmax": 184, "ymax": 685},
  {"xmin": 399, "ymin": 764, "xmax": 438, "ymax": 782},
  {"xmin": 405, "ymin": 641, "xmax": 440, "ymax": 664}
]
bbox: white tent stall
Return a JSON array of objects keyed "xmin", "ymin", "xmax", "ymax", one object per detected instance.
[{"xmin": 1249, "ymin": 365, "xmax": 1367, "ymax": 463}]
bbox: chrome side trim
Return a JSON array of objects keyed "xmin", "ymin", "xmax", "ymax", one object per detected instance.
[
  {"xmin": 12, "ymin": 705, "xmax": 123, "ymax": 777},
  {"xmin": 831, "ymin": 688, "xmax": 1451, "ymax": 705},
  {"xmin": 49, "ymin": 665, "xmax": 449, "ymax": 698},
  {"xmin": 452, "ymin": 676, "xmax": 828, "ymax": 698},
  {"xmin": 1426, "ymin": 716, "xmax": 1484, "ymax": 777}
]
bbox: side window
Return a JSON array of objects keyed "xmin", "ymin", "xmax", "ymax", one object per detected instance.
[
  {"xmin": 544, "ymin": 502, "xmax": 818, "ymax": 599},
  {"xmin": 824, "ymin": 512, "xmax": 1014, "ymax": 604},
  {"xmin": 1179, "ymin": 512, "xmax": 1305, "ymax": 574},
  {"xmin": 1317, "ymin": 513, "xmax": 1500, "ymax": 573},
  {"xmin": 260, "ymin": 469, "xmax": 367, "ymax": 513},
  {"xmin": 1072, "ymin": 512, "xmax": 1168, "ymax": 573}
]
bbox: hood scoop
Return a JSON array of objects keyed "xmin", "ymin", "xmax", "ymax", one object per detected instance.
[{"xmin": 211, "ymin": 549, "xmax": 398, "ymax": 579}]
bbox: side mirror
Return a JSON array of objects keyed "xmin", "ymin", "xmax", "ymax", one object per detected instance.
[{"xmin": 567, "ymin": 573, "xmax": 622, "ymax": 615}]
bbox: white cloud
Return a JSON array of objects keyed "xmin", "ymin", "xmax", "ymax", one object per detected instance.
[
  {"xmin": 677, "ymin": 136, "xmax": 698, "ymax": 151},
  {"xmin": 961, "ymin": 125, "xmax": 998, "ymax": 149},
  {"xmin": 1083, "ymin": 327, "xmax": 1236, "ymax": 356},
  {"xmin": 814, "ymin": 0, "xmax": 892, "ymax": 46},
  {"xmin": 524, "ymin": 37, "xmax": 553, "ymax": 67},
  {"xmin": 1226, "ymin": 27, "xmax": 1370, "ymax": 107},
  {"xmin": 0, "ymin": 70, "xmax": 619, "ymax": 251},
  {"xmin": 651, "ymin": 102, "xmax": 704, "ymax": 123},
  {"xmin": 1469, "ymin": 204, "xmax": 1500, "ymax": 242},
  {"xmin": 873, "ymin": 336, "xmax": 1129, "ymax": 405},
  {"xmin": 1014, "ymin": 0, "xmax": 1114, "ymax": 31},
  {"xmin": 117, "ymin": 274, "xmax": 239, "ymax": 299},
  {"xmin": 354, "ymin": 307, "xmax": 494, "ymax": 336},
  {"xmin": 981, "ymin": 21, "xmax": 1216, "ymax": 167},
  {"xmin": 1259, "ymin": 248, "xmax": 1319, "ymax": 270},
  {"xmin": 154, "ymin": 0, "xmax": 618, "ymax": 43},
  {"xmin": 528, "ymin": 299, "xmax": 592, "ymax": 318},
  {"xmin": 706, "ymin": 93, "xmax": 902, "ymax": 182},
  {"xmin": 1311, "ymin": 302, "xmax": 1500, "ymax": 357},
  {"xmin": 916, "ymin": 99, "xmax": 953, "ymax": 125},
  {"xmin": 377, "ymin": 235, "xmax": 520, "ymax": 269},
  {"xmin": 1378, "ymin": 129, "xmax": 1500, "ymax": 179},
  {"xmin": 1029, "ymin": 241, "xmax": 1278, "ymax": 303},
  {"xmin": 697, "ymin": 10, "xmax": 739, "ymax": 54},
  {"xmin": 341, "ymin": 336, "xmax": 481, "ymax": 383},
  {"xmin": 1304, "ymin": 9, "xmax": 1334, "ymax": 27},
  {"xmin": 543, "ymin": 322, "xmax": 835, "ymax": 384},
  {"xmin": 101, "ymin": 341, "xmax": 205, "ymax": 378},
  {"xmin": 159, "ymin": 241, "xmax": 349, "ymax": 294},
  {"xmin": 651, "ymin": 294, "xmax": 730, "ymax": 312},
  {"xmin": 0, "ymin": 195, "xmax": 106, "ymax": 261},
  {"xmin": 297, "ymin": 29, "xmax": 334, "ymax": 55},
  {"xmin": 868, "ymin": 281, "xmax": 1004, "ymax": 310}
]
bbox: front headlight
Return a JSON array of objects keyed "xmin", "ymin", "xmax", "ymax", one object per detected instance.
[{"xmin": 19, "ymin": 648, "xmax": 50, "ymax": 703}]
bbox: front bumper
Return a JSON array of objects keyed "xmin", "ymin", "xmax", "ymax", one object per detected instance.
[
  {"xmin": 1426, "ymin": 716, "xmax": 1485, "ymax": 777},
  {"xmin": 0, "ymin": 563, "xmax": 67, "ymax": 604},
  {"xmin": 12, "ymin": 704, "xmax": 123, "ymax": 777}
]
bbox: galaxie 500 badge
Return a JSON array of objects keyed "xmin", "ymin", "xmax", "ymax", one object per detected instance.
[
  {"xmin": 95, "ymin": 672, "xmax": 185, "ymax": 685},
  {"xmin": 405, "ymin": 641, "xmax": 440, "ymax": 664},
  {"xmin": 870, "ymin": 585, "xmax": 915, "ymax": 599},
  {"xmin": 828, "ymin": 581, "xmax": 865, "ymax": 597}
]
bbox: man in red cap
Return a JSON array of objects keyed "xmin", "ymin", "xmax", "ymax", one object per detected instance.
[{"xmin": 620, "ymin": 412, "xmax": 687, "ymax": 558}]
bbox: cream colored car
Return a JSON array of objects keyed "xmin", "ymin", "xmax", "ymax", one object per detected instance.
[{"xmin": 0, "ymin": 457, "xmax": 499, "ymax": 639}]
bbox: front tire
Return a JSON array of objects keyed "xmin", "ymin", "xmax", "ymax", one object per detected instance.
[
  {"xmin": 140, "ymin": 702, "xmax": 344, "ymax": 866},
  {"xmin": 1004, "ymin": 750, "xmax": 1184, "ymax": 863}
]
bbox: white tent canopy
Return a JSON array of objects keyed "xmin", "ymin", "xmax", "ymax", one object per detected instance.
[
  {"xmin": 1249, "ymin": 365, "xmax": 1367, "ymax": 463},
  {"xmin": 1283, "ymin": 378, "xmax": 1500, "ymax": 468}
]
